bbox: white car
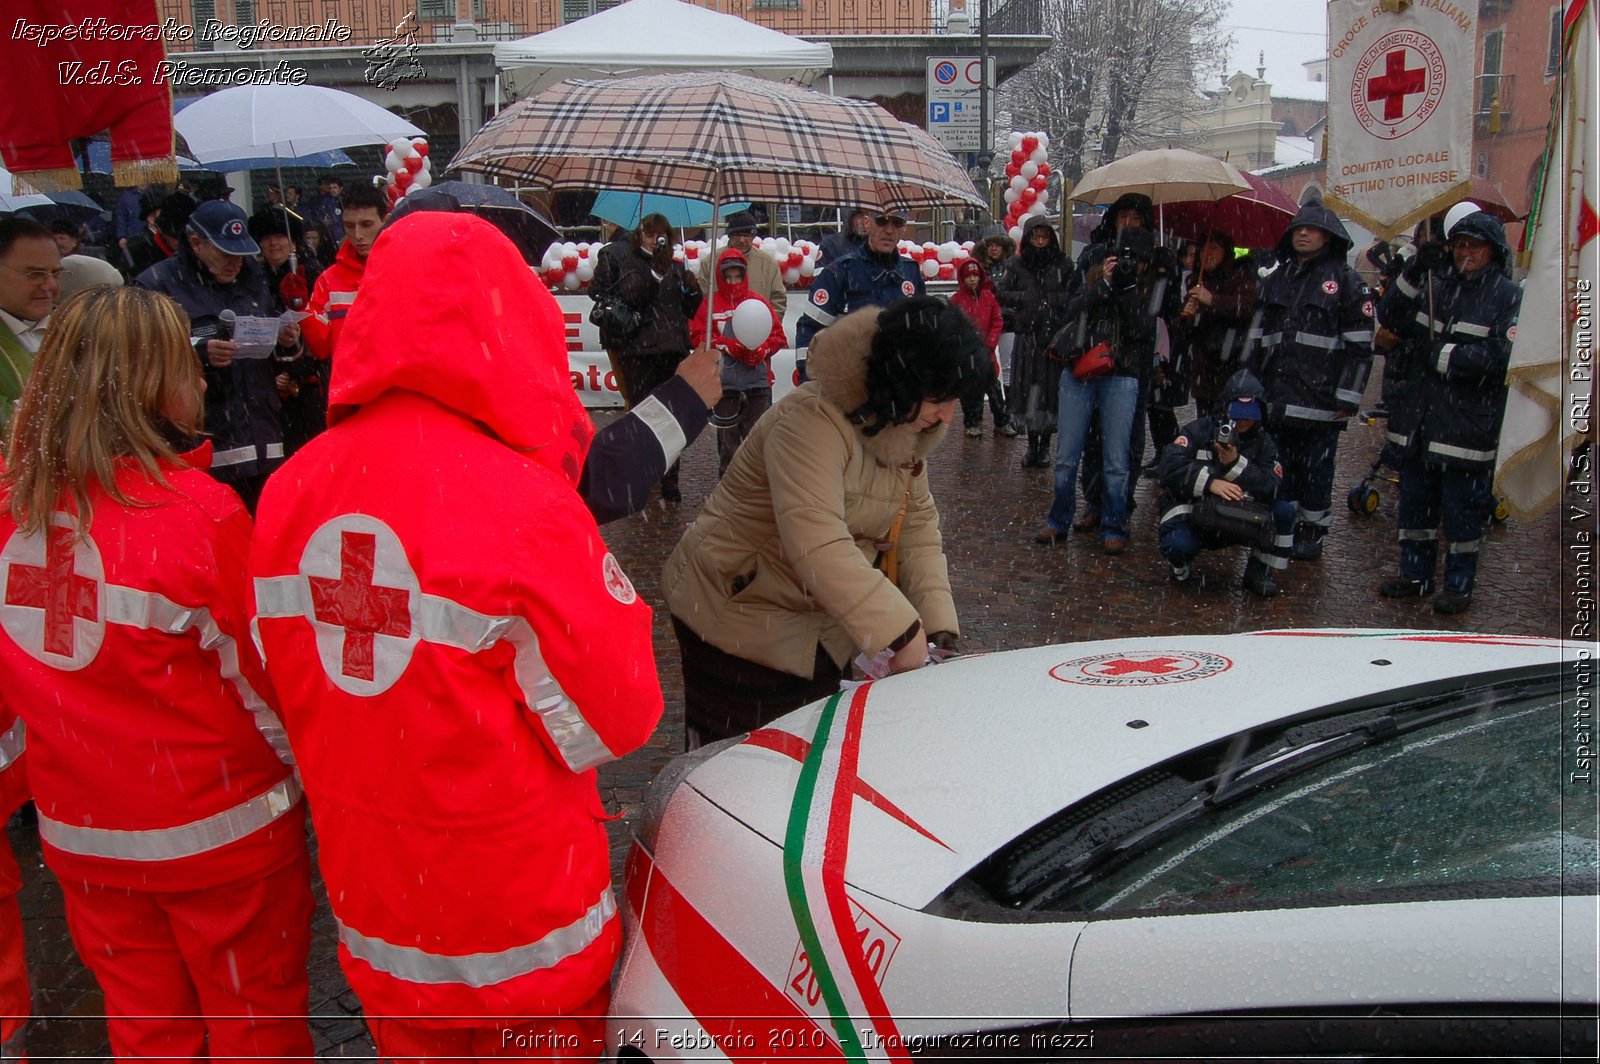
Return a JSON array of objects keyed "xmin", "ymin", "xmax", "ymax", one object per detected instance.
[{"xmin": 610, "ymin": 630, "xmax": 1597, "ymax": 1061}]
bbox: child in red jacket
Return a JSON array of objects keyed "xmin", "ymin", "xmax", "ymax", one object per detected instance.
[
  {"xmin": 950, "ymin": 259, "xmax": 1013, "ymax": 438},
  {"xmin": 690, "ymin": 247, "xmax": 787, "ymax": 475}
]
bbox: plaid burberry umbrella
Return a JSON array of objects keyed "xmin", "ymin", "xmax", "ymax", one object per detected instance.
[{"xmin": 449, "ymin": 71, "xmax": 984, "ymax": 212}]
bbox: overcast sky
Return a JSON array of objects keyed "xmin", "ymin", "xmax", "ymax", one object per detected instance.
[{"xmin": 1221, "ymin": 0, "xmax": 1330, "ymax": 87}]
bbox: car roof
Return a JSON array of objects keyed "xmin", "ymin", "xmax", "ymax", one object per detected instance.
[{"xmin": 682, "ymin": 629, "xmax": 1574, "ymax": 909}]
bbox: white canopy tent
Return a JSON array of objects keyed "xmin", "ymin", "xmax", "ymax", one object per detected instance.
[{"xmin": 493, "ymin": 0, "xmax": 834, "ymax": 98}]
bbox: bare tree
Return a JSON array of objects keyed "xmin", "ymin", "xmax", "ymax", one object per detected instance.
[{"xmin": 998, "ymin": 0, "xmax": 1232, "ymax": 183}]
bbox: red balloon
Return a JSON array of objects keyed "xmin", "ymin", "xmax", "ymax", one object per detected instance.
[
  {"xmin": 1031, "ymin": 174, "xmax": 1048, "ymax": 191},
  {"xmin": 1038, "ymin": 162, "xmax": 1052, "ymax": 178},
  {"xmin": 561, "ymin": 255, "xmax": 578, "ymax": 271},
  {"xmin": 395, "ymin": 169, "xmax": 414, "ymax": 189},
  {"xmin": 1021, "ymin": 135, "xmax": 1039, "ymax": 153},
  {"xmin": 412, "ymin": 140, "xmax": 430, "ymax": 158},
  {"xmin": 404, "ymin": 155, "xmax": 424, "ymax": 174},
  {"xmin": 1020, "ymin": 187, "xmax": 1037, "ymax": 205},
  {"xmin": 1004, "ymin": 162, "xmax": 1020, "ymax": 179},
  {"xmin": 1011, "ymin": 150, "xmax": 1025, "ymax": 165},
  {"xmin": 937, "ymin": 264, "xmax": 956, "ymax": 280}
]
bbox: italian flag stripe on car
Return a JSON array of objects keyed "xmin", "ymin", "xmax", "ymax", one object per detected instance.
[{"xmin": 782, "ymin": 684, "xmax": 911, "ymax": 1063}]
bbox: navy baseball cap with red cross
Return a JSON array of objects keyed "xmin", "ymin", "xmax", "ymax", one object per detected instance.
[{"xmin": 188, "ymin": 200, "xmax": 260, "ymax": 256}]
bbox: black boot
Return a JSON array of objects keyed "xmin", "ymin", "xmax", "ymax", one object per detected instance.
[
  {"xmin": 1023, "ymin": 434, "xmax": 1041, "ymax": 468},
  {"xmin": 1242, "ymin": 557, "xmax": 1280, "ymax": 598},
  {"xmin": 1290, "ymin": 523, "xmax": 1325, "ymax": 561}
]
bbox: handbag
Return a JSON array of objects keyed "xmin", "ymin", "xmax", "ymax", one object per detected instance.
[
  {"xmin": 588, "ymin": 296, "xmax": 641, "ymax": 343},
  {"xmin": 1072, "ymin": 340, "xmax": 1115, "ymax": 380},
  {"xmin": 1190, "ymin": 495, "xmax": 1275, "ymax": 549}
]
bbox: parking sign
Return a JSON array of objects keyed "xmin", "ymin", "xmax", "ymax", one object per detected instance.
[{"xmin": 925, "ymin": 56, "xmax": 994, "ymax": 152}]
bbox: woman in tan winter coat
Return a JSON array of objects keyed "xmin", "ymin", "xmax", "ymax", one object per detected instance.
[{"xmin": 663, "ymin": 297, "xmax": 988, "ymax": 747}]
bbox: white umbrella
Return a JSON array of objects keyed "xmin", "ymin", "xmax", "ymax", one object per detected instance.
[
  {"xmin": 0, "ymin": 166, "xmax": 52, "ymax": 213},
  {"xmin": 1071, "ymin": 149, "xmax": 1251, "ymax": 206},
  {"xmin": 174, "ymin": 85, "xmax": 423, "ymax": 164}
]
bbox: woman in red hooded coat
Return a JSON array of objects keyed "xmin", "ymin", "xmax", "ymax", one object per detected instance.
[
  {"xmin": 689, "ymin": 246, "xmax": 787, "ymax": 475},
  {"xmin": 950, "ymin": 258, "xmax": 1011, "ymax": 438},
  {"xmin": 249, "ymin": 212, "xmax": 663, "ymax": 1060}
]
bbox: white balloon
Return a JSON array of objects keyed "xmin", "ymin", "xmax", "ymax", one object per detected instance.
[
  {"xmin": 920, "ymin": 258, "xmax": 939, "ymax": 279},
  {"xmin": 389, "ymin": 137, "xmax": 415, "ymax": 159},
  {"xmin": 935, "ymin": 244, "xmax": 954, "ymax": 263},
  {"xmin": 411, "ymin": 169, "xmax": 431, "ymax": 190},
  {"xmin": 575, "ymin": 260, "xmax": 595, "ymax": 282},
  {"xmin": 782, "ymin": 267, "xmax": 800, "ymax": 285},
  {"xmin": 386, "ymin": 154, "xmax": 404, "ymax": 173},
  {"xmin": 799, "ymin": 257, "xmax": 816, "ymax": 278},
  {"xmin": 730, "ymin": 298, "xmax": 774, "ymax": 348},
  {"xmin": 561, "ymin": 271, "xmax": 581, "ymax": 291},
  {"xmin": 1035, "ymin": 131, "xmax": 1050, "ymax": 150},
  {"xmin": 1030, "ymin": 147, "xmax": 1048, "ymax": 165},
  {"xmin": 1010, "ymin": 175, "xmax": 1028, "ymax": 193},
  {"xmin": 1003, "ymin": 188, "xmax": 1020, "ymax": 205},
  {"xmin": 1020, "ymin": 161, "xmax": 1040, "ymax": 181},
  {"xmin": 1008, "ymin": 132, "xmax": 1024, "ymax": 151},
  {"xmin": 1008, "ymin": 226, "xmax": 1023, "ymax": 243},
  {"xmin": 561, "ymin": 242, "xmax": 578, "ymax": 256}
]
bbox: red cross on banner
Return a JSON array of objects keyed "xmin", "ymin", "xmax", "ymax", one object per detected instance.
[
  {"xmin": 4, "ymin": 526, "xmax": 98, "ymax": 657},
  {"xmin": 1094, "ymin": 656, "xmax": 1184, "ymax": 676},
  {"xmin": 307, "ymin": 531, "xmax": 412, "ymax": 682},
  {"xmin": 1367, "ymin": 49, "xmax": 1427, "ymax": 122}
]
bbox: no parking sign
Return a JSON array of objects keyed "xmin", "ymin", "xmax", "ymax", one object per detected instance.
[{"xmin": 925, "ymin": 55, "xmax": 993, "ymax": 152}]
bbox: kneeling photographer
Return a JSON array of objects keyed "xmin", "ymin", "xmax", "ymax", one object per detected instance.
[{"xmin": 1155, "ymin": 370, "xmax": 1296, "ymax": 597}]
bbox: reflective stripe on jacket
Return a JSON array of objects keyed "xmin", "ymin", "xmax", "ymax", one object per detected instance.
[{"xmin": 1248, "ymin": 253, "xmax": 1375, "ymax": 427}]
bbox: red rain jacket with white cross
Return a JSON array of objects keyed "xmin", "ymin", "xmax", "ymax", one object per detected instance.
[
  {"xmin": 0, "ymin": 445, "xmax": 301, "ymax": 891},
  {"xmin": 248, "ymin": 212, "xmax": 663, "ymax": 1024}
]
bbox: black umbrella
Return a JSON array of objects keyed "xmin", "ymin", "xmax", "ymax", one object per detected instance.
[{"xmin": 409, "ymin": 181, "xmax": 560, "ymax": 265}]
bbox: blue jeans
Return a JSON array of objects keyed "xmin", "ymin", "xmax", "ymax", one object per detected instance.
[{"xmin": 1047, "ymin": 373, "xmax": 1140, "ymax": 539}]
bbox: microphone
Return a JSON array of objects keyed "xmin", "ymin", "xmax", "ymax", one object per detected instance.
[{"xmin": 218, "ymin": 309, "xmax": 235, "ymax": 340}]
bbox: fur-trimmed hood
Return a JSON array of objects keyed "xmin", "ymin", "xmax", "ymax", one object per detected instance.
[{"xmin": 805, "ymin": 305, "xmax": 950, "ymax": 469}]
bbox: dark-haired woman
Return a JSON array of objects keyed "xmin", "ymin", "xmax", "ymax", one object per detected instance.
[
  {"xmin": 996, "ymin": 219, "xmax": 1079, "ymax": 467},
  {"xmin": 0, "ymin": 286, "xmax": 311, "ymax": 1060},
  {"xmin": 663, "ymin": 298, "xmax": 986, "ymax": 747}
]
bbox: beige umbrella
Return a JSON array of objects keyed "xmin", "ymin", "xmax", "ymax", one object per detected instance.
[{"xmin": 1071, "ymin": 148, "xmax": 1251, "ymax": 205}]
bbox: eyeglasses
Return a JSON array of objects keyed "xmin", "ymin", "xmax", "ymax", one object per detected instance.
[
  {"xmin": 873, "ymin": 215, "xmax": 908, "ymax": 229},
  {"xmin": 0, "ymin": 262, "xmax": 65, "ymax": 285}
]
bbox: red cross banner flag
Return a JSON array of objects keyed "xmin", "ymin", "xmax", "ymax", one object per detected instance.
[
  {"xmin": 0, "ymin": 0, "xmax": 177, "ymax": 191},
  {"xmin": 1494, "ymin": 0, "xmax": 1597, "ymax": 520},
  {"xmin": 1324, "ymin": 0, "xmax": 1475, "ymax": 238}
]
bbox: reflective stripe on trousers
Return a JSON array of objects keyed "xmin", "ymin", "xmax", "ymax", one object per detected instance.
[
  {"xmin": 0, "ymin": 718, "xmax": 22, "ymax": 772},
  {"xmin": 338, "ymin": 889, "xmax": 616, "ymax": 989},
  {"xmin": 38, "ymin": 776, "xmax": 302, "ymax": 861}
]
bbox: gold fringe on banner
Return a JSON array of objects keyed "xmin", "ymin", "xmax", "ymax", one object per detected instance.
[
  {"xmin": 14, "ymin": 167, "xmax": 82, "ymax": 193},
  {"xmin": 113, "ymin": 156, "xmax": 179, "ymax": 188}
]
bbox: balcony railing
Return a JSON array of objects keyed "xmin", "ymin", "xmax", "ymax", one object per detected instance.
[
  {"xmin": 1474, "ymin": 72, "xmax": 1514, "ymax": 132},
  {"xmin": 159, "ymin": 0, "xmax": 1040, "ymax": 47}
]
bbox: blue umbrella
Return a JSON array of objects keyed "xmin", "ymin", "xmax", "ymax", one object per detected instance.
[{"xmin": 590, "ymin": 190, "xmax": 749, "ymax": 230}]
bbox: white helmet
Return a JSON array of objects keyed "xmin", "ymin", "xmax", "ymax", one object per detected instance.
[{"xmin": 1443, "ymin": 200, "xmax": 1484, "ymax": 238}]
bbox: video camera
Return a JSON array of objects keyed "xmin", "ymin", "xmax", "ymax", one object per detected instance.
[{"xmin": 1109, "ymin": 228, "xmax": 1154, "ymax": 288}]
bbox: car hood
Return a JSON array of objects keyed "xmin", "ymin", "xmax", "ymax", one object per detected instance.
[{"xmin": 682, "ymin": 629, "xmax": 1570, "ymax": 910}]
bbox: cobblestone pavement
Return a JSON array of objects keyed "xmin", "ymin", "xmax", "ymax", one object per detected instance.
[{"xmin": 10, "ymin": 398, "xmax": 1572, "ymax": 1059}]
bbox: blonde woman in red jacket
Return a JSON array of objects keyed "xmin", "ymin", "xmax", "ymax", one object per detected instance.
[{"xmin": 0, "ymin": 286, "xmax": 311, "ymax": 1061}]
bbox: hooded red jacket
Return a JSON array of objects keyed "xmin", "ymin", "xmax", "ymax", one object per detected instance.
[
  {"xmin": 249, "ymin": 212, "xmax": 662, "ymax": 1023},
  {"xmin": 950, "ymin": 260, "xmax": 1004, "ymax": 350},
  {"xmin": 0, "ymin": 445, "xmax": 300, "ymax": 891},
  {"xmin": 688, "ymin": 247, "xmax": 786, "ymax": 366}
]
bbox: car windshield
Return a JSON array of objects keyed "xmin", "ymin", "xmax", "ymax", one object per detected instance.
[{"xmin": 957, "ymin": 682, "xmax": 1597, "ymax": 918}]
